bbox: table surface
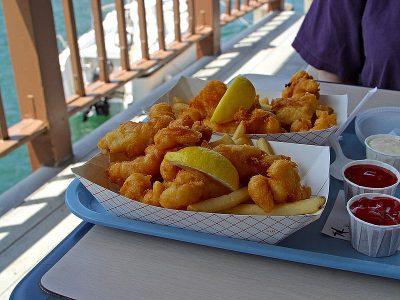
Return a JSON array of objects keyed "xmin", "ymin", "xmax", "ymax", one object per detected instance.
[{"xmin": 11, "ymin": 78, "xmax": 400, "ymax": 300}]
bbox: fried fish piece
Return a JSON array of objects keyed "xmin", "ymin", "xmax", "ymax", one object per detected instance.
[
  {"xmin": 267, "ymin": 159, "xmax": 311, "ymax": 204},
  {"xmin": 248, "ymin": 175, "xmax": 275, "ymax": 212},
  {"xmin": 233, "ymin": 108, "xmax": 284, "ymax": 134},
  {"xmin": 282, "ymin": 70, "xmax": 320, "ymax": 99},
  {"xmin": 120, "ymin": 173, "xmax": 152, "ymax": 201},
  {"xmin": 290, "ymin": 118, "xmax": 312, "ymax": 132},
  {"xmin": 148, "ymin": 102, "xmax": 175, "ymax": 120},
  {"xmin": 97, "ymin": 115, "xmax": 173, "ymax": 159},
  {"xmin": 312, "ymin": 110, "xmax": 337, "ymax": 130},
  {"xmin": 271, "ymin": 93, "xmax": 318, "ymax": 127},
  {"xmin": 159, "ymin": 169, "xmax": 228, "ymax": 209},
  {"xmin": 154, "ymin": 126, "xmax": 204, "ymax": 151},
  {"xmin": 189, "ymin": 80, "xmax": 227, "ymax": 118},
  {"xmin": 106, "ymin": 145, "xmax": 166, "ymax": 186},
  {"xmin": 213, "ymin": 144, "xmax": 290, "ymax": 183}
]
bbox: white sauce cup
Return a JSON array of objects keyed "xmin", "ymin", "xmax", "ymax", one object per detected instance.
[{"xmin": 365, "ymin": 134, "xmax": 400, "ymax": 171}]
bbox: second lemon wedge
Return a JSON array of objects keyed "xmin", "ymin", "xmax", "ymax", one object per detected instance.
[
  {"xmin": 163, "ymin": 146, "xmax": 240, "ymax": 191},
  {"xmin": 210, "ymin": 75, "xmax": 256, "ymax": 124}
]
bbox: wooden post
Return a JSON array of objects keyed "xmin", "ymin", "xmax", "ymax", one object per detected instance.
[
  {"xmin": 115, "ymin": 0, "xmax": 130, "ymax": 70},
  {"xmin": 0, "ymin": 89, "xmax": 9, "ymax": 140},
  {"xmin": 62, "ymin": 0, "xmax": 85, "ymax": 96},
  {"xmin": 2, "ymin": 0, "xmax": 72, "ymax": 169},
  {"xmin": 92, "ymin": 0, "xmax": 109, "ymax": 82},
  {"xmin": 194, "ymin": 0, "xmax": 220, "ymax": 57}
]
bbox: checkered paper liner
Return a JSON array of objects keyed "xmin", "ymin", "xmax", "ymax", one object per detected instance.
[
  {"xmin": 154, "ymin": 76, "xmax": 348, "ymax": 146},
  {"xmin": 214, "ymin": 126, "xmax": 338, "ymax": 146},
  {"xmin": 76, "ymin": 176, "xmax": 322, "ymax": 244},
  {"xmin": 72, "ymin": 141, "xmax": 330, "ymax": 244}
]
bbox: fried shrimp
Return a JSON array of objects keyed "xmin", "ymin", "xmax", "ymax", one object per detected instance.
[
  {"xmin": 282, "ymin": 70, "xmax": 320, "ymax": 99},
  {"xmin": 159, "ymin": 169, "xmax": 228, "ymax": 209},
  {"xmin": 106, "ymin": 145, "xmax": 166, "ymax": 185},
  {"xmin": 248, "ymin": 175, "xmax": 274, "ymax": 212},
  {"xmin": 312, "ymin": 110, "xmax": 337, "ymax": 130},
  {"xmin": 160, "ymin": 160, "xmax": 180, "ymax": 182},
  {"xmin": 271, "ymin": 93, "xmax": 318, "ymax": 127},
  {"xmin": 213, "ymin": 144, "xmax": 290, "ymax": 182},
  {"xmin": 189, "ymin": 80, "xmax": 227, "ymax": 118},
  {"xmin": 154, "ymin": 126, "xmax": 203, "ymax": 150},
  {"xmin": 120, "ymin": 173, "xmax": 152, "ymax": 201},
  {"xmin": 148, "ymin": 102, "xmax": 175, "ymax": 120},
  {"xmin": 143, "ymin": 181, "xmax": 164, "ymax": 207},
  {"xmin": 98, "ymin": 115, "xmax": 173, "ymax": 159},
  {"xmin": 234, "ymin": 108, "xmax": 284, "ymax": 134},
  {"xmin": 267, "ymin": 159, "xmax": 311, "ymax": 203}
]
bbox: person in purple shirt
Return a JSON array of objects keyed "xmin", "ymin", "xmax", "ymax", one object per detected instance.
[{"xmin": 292, "ymin": 0, "xmax": 400, "ymax": 90}]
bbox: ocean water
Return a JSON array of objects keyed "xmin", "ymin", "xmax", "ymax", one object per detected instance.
[{"xmin": 0, "ymin": 0, "xmax": 303, "ymax": 196}]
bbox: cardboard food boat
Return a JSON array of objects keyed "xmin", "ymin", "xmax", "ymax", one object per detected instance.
[
  {"xmin": 155, "ymin": 76, "xmax": 348, "ymax": 145},
  {"xmin": 72, "ymin": 141, "xmax": 330, "ymax": 244}
]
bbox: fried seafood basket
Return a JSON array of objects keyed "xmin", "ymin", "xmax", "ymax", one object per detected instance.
[
  {"xmin": 155, "ymin": 76, "xmax": 348, "ymax": 146},
  {"xmin": 72, "ymin": 141, "xmax": 330, "ymax": 244}
]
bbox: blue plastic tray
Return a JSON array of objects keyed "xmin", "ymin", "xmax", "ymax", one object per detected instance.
[{"xmin": 66, "ymin": 177, "xmax": 400, "ymax": 280}]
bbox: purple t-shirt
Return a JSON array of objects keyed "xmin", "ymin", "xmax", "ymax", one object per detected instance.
[{"xmin": 292, "ymin": 0, "xmax": 400, "ymax": 90}]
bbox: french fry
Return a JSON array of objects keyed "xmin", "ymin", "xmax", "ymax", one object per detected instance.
[
  {"xmin": 234, "ymin": 136, "xmax": 253, "ymax": 145},
  {"xmin": 221, "ymin": 196, "xmax": 326, "ymax": 216},
  {"xmin": 187, "ymin": 187, "xmax": 250, "ymax": 213},
  {"xmin": 259, "ymin": 96, "xmax": 272, "ymax": 111},
  {"xmin": 232, "ymin": 121, "xmax": 253, "ymax": 145},
  {"xmin": 232, "ymin": 121, "xmax": 246, "ymax": 140},
  {"xmin": 256, "ymin": 138, "xmax": 275, "ymax": 155},
  {"xmin": 209, "ymin": 134, "xmax": 235, "ymax": 147}
]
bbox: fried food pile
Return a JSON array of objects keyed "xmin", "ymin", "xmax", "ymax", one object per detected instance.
[
  {"xmin": 96, "ymin": 71, "xmax": 331, "ymax": 215},
  {"xmin": 271, "ymin": 70, "xmax": 337, "ymax": 132},
  {"xmin": 191, "ymin": 70, "xmax": 336, "ymax": 134},
  {"xmin": 98, "ymin": 102, "xmax": 322, "ymax": 214}
]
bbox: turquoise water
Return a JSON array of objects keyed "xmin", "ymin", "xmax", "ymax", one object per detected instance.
[{"xmin": 0, "ymin": 1, "xmax": 303, "ymax": 196}]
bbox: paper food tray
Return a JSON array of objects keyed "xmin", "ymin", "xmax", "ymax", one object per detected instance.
[
  {"xmin": 72, "ymin": 141, "xmax": 330, "ymax": 244},
  {"xmin": 155, "ymin": 76, "xmax": 348, "ymax": 145}
]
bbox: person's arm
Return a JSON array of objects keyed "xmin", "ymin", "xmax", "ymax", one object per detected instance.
[
  {"xmin": 293, "ymin": 0, "xmax": 366, "ymax": 85},
  {"xmin": 317, "ymin": 70, "xmax": 341, "ymax": 83}
]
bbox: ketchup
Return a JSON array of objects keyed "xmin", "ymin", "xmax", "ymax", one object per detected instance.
[
  {"xmin": 344, "ymin": 164, "xmax": 397, "ymax": 188},
  {"xmin": 350, "ymin": 196, "xmax": 400, "ymax": 226}
]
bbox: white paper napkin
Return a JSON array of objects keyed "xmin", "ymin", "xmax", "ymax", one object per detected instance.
[
  {"xmin": 321, "ymin": 191, "xmax": 350, "ymax": 241},
  {"xmin": 322, "ymin": 191, "xmax": 400, "ymax": 250}
]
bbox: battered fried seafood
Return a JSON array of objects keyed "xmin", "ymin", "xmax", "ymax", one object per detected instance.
[
  {"xmin": 248, "ymin": 160, "xmax": 311, "ymax": 212},
  {"xmin": 97, "ymin": 115, "xmax": 173, "ymax": 159},
  {"xmin": 189, "ymin": 80, "xmax": 227, "ymax": 118},
  {"xmin": 106, "ymin": 145, "xmax": 166, "ymax": 186},
  {"xmin": 159, "ymin": 169, "xmax": 229, "ymax": 209},
  {"xmin": 213, "ymin": 144, "xmax": 290, "ymax": 182},
  {"xmin": 120, "ymin": 173, "xmax": 152, "ymax": 202},
  {"xmin": 154, "ymin": 126, "xmax": 203, "ymax": 150},
  {"xmin": 282, "ymin": 70, "xmax": 320, "ymax": 99},
  {"xmin": 271, "ymin": 93, "xmax": 318, "ymax": 127}
]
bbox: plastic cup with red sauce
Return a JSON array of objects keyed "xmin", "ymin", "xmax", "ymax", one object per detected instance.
[
  {"xmin": 342, "ymin": 159, "xmax": 400, "ymax": 202},
  {"xmin": 346, "ymin": 193, "xmax": 400, "ymax": 257}
]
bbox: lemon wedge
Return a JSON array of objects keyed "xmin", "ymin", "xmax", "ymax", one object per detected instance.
[
  {"xmin": 210, "ymin": 75, "xmax": 256, "ymax": 124},
  {"xmin": 163, "ymin": 146, "xmax": 240, "ymax": 191}
]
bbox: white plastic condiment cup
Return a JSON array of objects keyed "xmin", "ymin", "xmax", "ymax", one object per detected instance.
[
  {"xmin": 342, "ymin": 159, "xmax": 400, "ymax": 203},
  {"xmin": 346, "ymin": 193, "xmax": 400, "ymax": 257},
  {"xmin": 365, "ymin": 134, "xmax": 400, "ymax": 171}
]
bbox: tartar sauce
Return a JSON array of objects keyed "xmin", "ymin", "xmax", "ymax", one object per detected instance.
[{"xmin": 368, "ymin": 135, "xmax": 400, "ymax": 155}]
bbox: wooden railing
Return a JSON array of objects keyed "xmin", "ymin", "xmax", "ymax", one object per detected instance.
[{"xmin": 0, "ymin": 0, "xmax": 283, "ymax": 170}]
